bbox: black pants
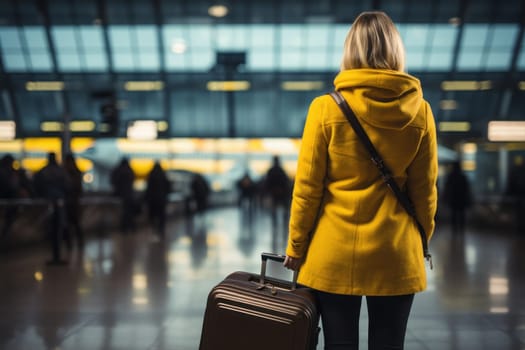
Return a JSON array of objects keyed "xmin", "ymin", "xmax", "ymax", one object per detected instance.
[{"xmin": 316, "ymin": 291, "xmax": 414, "ymax": 350}]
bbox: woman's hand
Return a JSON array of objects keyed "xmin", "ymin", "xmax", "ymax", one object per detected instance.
[{"xmin": 283, "ymin": 255, "xmax": 303, "ymax": 271}]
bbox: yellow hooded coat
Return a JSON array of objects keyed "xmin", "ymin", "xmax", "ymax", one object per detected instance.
[{"xmin": 286, "ymin": 69, "xmax": 438, "ymax": 296}]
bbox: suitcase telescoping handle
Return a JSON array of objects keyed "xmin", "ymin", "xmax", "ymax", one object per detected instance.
[{"xmin": 260, "ymin": 252, "xmax": 298, "ymax": 290}]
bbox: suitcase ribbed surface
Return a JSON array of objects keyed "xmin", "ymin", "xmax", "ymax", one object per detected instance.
[{"xmin": 199, "ymin": 272, "xmax": 319, "ymax": 350}]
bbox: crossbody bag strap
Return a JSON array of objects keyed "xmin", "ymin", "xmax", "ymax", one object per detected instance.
[{"xmin": 328, "ymin": 91, "xmax": 432, "ymax": 269}]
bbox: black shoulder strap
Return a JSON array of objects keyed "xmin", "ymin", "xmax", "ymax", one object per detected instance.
[{"xmin": 328, "ymin": 91, "xmax": 432, "ymax": 268}]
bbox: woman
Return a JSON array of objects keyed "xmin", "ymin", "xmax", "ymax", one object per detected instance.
[{"xmin": 284, "ymin": 11, "xmax": 438, "ymax": 349}]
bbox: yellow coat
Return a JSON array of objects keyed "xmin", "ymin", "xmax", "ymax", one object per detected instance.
[{"xmin": 286, "ymin": 69, "xmax": 438, "ymax": 296}]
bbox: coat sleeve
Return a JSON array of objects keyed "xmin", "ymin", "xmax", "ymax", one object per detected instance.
[
  {"xmin": 406, "ymin": 101, "xmax": 438, "ymax": 242},
  {"xmin": 286, "ymin": 97, "xmax": 328, "ymax": 258}
]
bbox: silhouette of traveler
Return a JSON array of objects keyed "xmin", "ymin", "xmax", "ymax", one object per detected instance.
[
  {"xmin": 191, "ymin": 173, "xmax": 210, "ymax": 215},
  {"xmin": 0, "ymin": 154, "xmax": 19, "ymax": 239},
  {"xmin": 33, "ymin": 152, "xmax": 68, "ymax": 265},
  {"xmin": 443, "ymin": 161, "xmax": 472, "ymax": 234},
  {"xmin": 63, "ymin": 153, "xmax": 84, "ymax": 249},
  {"xmin": 237, "ymin": 171, "xmax": 256, "ymax": 215},
  {"xmin": 283, "ymin": 12, "xmax": 438, "ymax": 349},
  {"xmin": 145, "ymin": 162, "xmax": 171, "ymax": 238},
  {"xmin": 506, "ymin": 156, "xmax": 525, "ymax": 233},
  {"xmin": 110, "ymin": 158, "xmax": 136, "ymax": 233},
  {"xmin": 16, "ymin": 166, "xmax": 33, "ymax": 198},
  {"xmin": 265, "ymin": 155, "xmax": 290, "ymax": 225}
]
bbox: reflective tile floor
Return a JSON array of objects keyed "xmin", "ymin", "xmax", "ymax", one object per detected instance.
[{"xmin": 1, "ymin": 206, "xmax": 525, "ymax": 350}]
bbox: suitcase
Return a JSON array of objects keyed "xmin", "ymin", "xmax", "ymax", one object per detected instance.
[{"xmin": 199, "ymin": 252, "xmax": 320, "ymax": 350}]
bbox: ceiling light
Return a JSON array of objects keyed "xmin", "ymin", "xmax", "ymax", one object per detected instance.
[
  {"xmin": 207, "ymin": 81, "xmax": 251, "ymax": 91},
  {"xmin": 127, "ymin": 120, "xmax": 158, "ymax": 140},
  {"xmin": 26, "ymin": 81, "xmax": 64, "ymax": 91},
  {"xmin": 281, "ymin": 81, "xmax": 325, "ymax": 91},
  {"xmin": 441, "ymin": 80, "xmax": 492, "ymax": 91},
  {"xmin": 462, "ymin": 160, "xmax": 476, "ymax": 171},
  {"xmin": 124, "ymin": 81, "xmax": 164, "ymax": 91},
  {"xmin": 171, "ymin": 39, "xmax": 187, "ymax": 54},
  {"xmin": 462, "ymin": 143, "xmax": 477, "ymax": 154},
  {"xmin": 40, "ymin": 121, "xmax": 64, "ymax": 132},
  {"xmin": 488, "ymin": 121, "xmax": 525, "ymax": 142},
  {"xmin": 0, "ymin": 139, "xmax": 22, "ymax": 153},
  {"xmin": 69, "ymin": 121, "xmax": 96, "ymax": 132},
  {"xmin": 208, "ymin": 5, "xmax": 228, "ymax": 18},
  {"xmin": 439, "ymin": 122, "xmax": 471, "ymax": 132},
  {"xmin": 41, "ymin": 121, "xmax": 97, "ymax": 133},
  {"xmin": 0, "ymin": 121, "xmax": 16, "ymax": 140},
  {"xmin": 449, "ymin": 17, "xmax": 461, "ymax": 26},
  {"xmin": 157, "ymin": 121, "xmax": 169, "ymax": 132},
  {"xmin": 439, "ymin": 100, "xmax": 458, "ymax": 110}
]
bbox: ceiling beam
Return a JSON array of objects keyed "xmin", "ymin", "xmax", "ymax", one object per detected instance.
[
  {"xmin": 1, "ymin": 1, "xmax": 22, "ymax": 138},
  {"xmin": 96, "ymin": 0, "xmax": 115, "ymax": 78},
  {"xmin": 153, "ymin": 0, "xmax": 170, "ymax": 134},
  {"xmin": 371, "ymin": 0, "xmax": 382, "ymax": 10},
  {"xmin": 449, "ymin": 0, "xmax": 469, "ymax": 76},
  {"xmin": 436, "ymin": 0, "xmax": 469, "ymax": 127},
  {"xmin": 496, "ymin": 0, "xmax": 525, "ymax": 119},
  {"xmin": 35, "ymin": 0, "xmax": 73, "ymax": 154}
]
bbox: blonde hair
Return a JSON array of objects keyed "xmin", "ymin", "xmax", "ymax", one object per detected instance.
[{"xmin": 340, "ymin": 11, "xmax": 405, "ymax": 72}]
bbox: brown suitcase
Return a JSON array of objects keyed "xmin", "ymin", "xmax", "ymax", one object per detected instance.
[{"xmin": 199, "ymin": 252, "xmax": 320, "ymax": 350}]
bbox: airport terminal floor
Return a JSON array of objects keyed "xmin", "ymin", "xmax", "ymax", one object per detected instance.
[{"xmin": 1, "ymin": 202, "xmax": 524, "ymax": 350}]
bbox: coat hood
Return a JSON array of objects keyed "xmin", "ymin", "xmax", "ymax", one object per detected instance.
[{"xmin": 334, "ymin": 69, "xmax": 423, "ymax": 130}]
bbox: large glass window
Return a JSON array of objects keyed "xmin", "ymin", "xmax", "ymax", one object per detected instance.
[
  {"xmin": 305, "ymin": 24, "xmax": 330, "ymax": 71},
  {"xmin": 109, "ymin": 25, "xmax": 160, "ymax": 71},
  {"xmin": 0, "ymin": 28, "xmax": 29, "ymax": 71},
  {"xmin": 163, "ymin": 25, "xmax": 214, "ymax": 71},
  {"xmin": 457, "ymin": 24, "xmax": 518, "ymax": 71},
  {"xmin": 163, "ymin": 25, "xmax": 188, "ymax": 71},
  {"xmin": 51, "ymin": 26, "xmax": 108, "ymax": 72},
  {"xmin": 484, "ymin": 25, "xmax": 518, "ymax": 70},
  {"xmin": 427, "ymin": 25, "xmax": 457, "ymax": 71},
  {"xmin": 0, "ymin": 23, "xmax": 523, "ymax": 74},
  {"xmin": 24, "ymin": 28, "xmax": 53, "ymax": 71},
  {"xmin": 248, "ymin": 25, "xmax": 275, "ymax": 71},
  {"xmin": 457, "ymin": 24, "xmax": 489, "ymax": 70},
  {"xmin": 0, "ymin": 27, "xmax": 52, "ymax": 72}
]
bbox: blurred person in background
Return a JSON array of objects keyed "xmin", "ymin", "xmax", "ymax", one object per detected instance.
[
  {"xmin": 63, "ymin": 153, "xmax": 84, "ymax": 249},
  {"xmin": 110, "ymin": 157, "xmax": 136, "ymax": 233},
  {"xmin": 443, "ymin": 161, "xmax": 472, "ymax": 234},
  {"xmin": 185, "ymin": 173, "xmax": 211, "ymax": 234},
  {"xmin": 33, "ymin": 152, "xmax": 68, "ymax": 265},
  {"xmin": 145, "ymin": 161, "xmax": 171, "ymax": 239},
  {"xmin": 264, "ymin": 155, "xmax": 291, "ymax": 227},
  {"xmin": 506, "ymin": 155, "xmax": 525, "ymax": 234},
  {"xmin": 0, "ymin": 154, "xmax": 19, "ymax": 239},
  {"xmin": 190, "ymin": 173, "xmax": 210, "ymax": 216},
  {"xmin": 237, "ymin": 170, "xmax": 256, "ymax": 217}
]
